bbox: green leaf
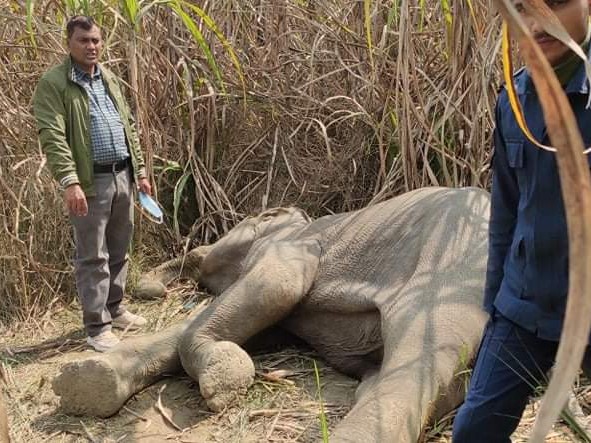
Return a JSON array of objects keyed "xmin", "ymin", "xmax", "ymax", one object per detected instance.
[
  {"xmin": 25, "ymin": 0, "xmax": 36, "ymax": 48},
  {"xmin": 167, "ymin": 1, "xmax": 225, "ymax": 92},
  {"xmin": 120, "ymin": 0, "xmax": 140, "ymax": 28},
  {"xmin": 364, "ymin": 0, "xmax": 374, "ymax": 70},
  {"xmin": 178, "ymin": 1, "xmax": 246, "ymax": 97},
  {"xmin": 313, "ymin": 360, "xmax": 329, "ymax": 443},
  {"xmin": 419, "ymin": 0, "xmax": 426, "ymax": 31},
  {"xmin": 441, "ymin": 0, "xmax": 452, "ymax": 28},
  {"xmin": 386, "ymin": 0, "xmax": 399, "ymax": 27}
]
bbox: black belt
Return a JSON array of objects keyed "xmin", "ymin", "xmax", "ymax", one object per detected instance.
[{"xmin": 93, "ymin": 158, "xmax": 130, "ymax": 174}]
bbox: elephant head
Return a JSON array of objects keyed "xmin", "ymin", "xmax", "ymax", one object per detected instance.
[
  {"xmin": 135, "ymin": 207, "xmax": 311, "ymax": 298},
  {"xmin": 200, "ymin": 207, "xmax": 311, "ymax": 293}
]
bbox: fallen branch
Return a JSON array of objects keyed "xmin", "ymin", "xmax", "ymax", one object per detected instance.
[
  {"xmin": 3, "ymin": 338, "xmax": 84, "ymax": 356},
  {"xmin": 155, "ymin": 384, "xmax": 185, "ymax": 432}
]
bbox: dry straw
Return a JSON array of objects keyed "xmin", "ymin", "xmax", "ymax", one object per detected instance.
[{"xmin": 0, "ymin": 0, "xmax": 499, "ymax": 323}]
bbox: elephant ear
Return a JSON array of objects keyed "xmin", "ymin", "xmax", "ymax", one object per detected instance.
[{"xmin": 494, "ymin": 1, "xmax": 591, "ymax": 442}]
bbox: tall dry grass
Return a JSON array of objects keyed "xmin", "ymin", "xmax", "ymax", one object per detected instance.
[{"xmin": 0, "ymin": 0, "xmax": 500, "ymax": 324}]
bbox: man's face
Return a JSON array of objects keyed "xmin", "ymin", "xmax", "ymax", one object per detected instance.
[
  {"xmin": 67, "ymin": 25, "xmax": 102, "ymax": 72},
  {"xmin": 514, "ymin": 0, "xmax": 590, "ymax": 66}
]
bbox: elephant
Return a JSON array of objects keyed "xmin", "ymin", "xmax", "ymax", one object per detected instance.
[{"xmin": 51, "ymin": 186, "xmax": 490, "ymax": 442}]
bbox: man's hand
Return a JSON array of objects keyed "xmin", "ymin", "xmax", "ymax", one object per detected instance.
[
  {"xmin": 64, "ymin": 184, "xmax": 88, "ymax": 217},
  {"xmin": 138, "ymin": 177, "xmax": 152, "ymax": 196}
]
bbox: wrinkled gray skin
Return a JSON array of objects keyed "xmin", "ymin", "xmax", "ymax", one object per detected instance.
[{"xmin": 53, "ymin": 187, "xmax": 490, "ymax": 442}]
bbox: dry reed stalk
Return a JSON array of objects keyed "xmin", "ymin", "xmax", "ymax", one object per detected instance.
[{"xmin": 0, "ymin": 0, "xmax": 497, "ymax": 322}]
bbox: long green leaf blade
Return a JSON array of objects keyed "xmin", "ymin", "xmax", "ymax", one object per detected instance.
[
  {"xmin": 25, "ymin": 0, "xmax": 36, "ymax": 48},
  {"xmin": 364, "ymin": 0, "xmax": 374, "ymax": 70},
  {"xmin": 179, "ymin": 1, "xmax": 245, "ymax": 96},
  {"xmin": 168, "ymin": 1, "xmax": 224, "ymax": 92}
]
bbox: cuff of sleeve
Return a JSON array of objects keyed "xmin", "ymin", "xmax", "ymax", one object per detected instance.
[
  {"xmin": 137, "ymin": 167, "xmax": 147, "ymax": 179},
  {"xmin": 59, "ymin": 174, "xmax": 80, "ymax": 189}
]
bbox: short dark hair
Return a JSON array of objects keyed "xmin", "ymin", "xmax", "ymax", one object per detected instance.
[{"xmin": 66, "ymin": 15, "xmax": 98, "ymax": 39}]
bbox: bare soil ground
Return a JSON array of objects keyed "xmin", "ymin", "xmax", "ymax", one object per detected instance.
[{"xmin": 1, "ymin": 283, "xmax": 590, "ymax": 442}]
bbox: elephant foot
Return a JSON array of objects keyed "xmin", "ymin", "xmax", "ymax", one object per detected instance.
[
  {"xmin": 52, "ymin": 356, "xmax": 129, "ymax": 418},
  {"xmin": 182, "ymin": 341, "xmax": 255, "ymax": 412}
]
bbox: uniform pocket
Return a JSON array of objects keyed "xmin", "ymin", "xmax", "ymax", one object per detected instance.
[
  {"xmin": 506, "ymin": 234, "xmax": 527, "ymax": 287},
  {"xmin": 505, "ymin": 139, "xmax": 528, "ymax": 194},
  {"xmin": 510, "ymin": 235, "xmax": 525, "ymax": 260},
  {"xmin": 506, "ymin": 139, "xmax": 524, "ymax": 169},
  {"xmin": 510, "ymin": 235, "xmax": 526, "ymax": 273}
]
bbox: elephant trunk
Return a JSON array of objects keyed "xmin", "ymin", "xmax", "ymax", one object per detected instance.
[{"xmin": 135, "ymin": 245, "xmax": 213, "ymax": 299}]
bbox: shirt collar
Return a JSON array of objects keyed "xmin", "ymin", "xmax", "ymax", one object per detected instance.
[
  {"xmin": 564, "ymin": 41, "xmax": 591, "ymax": 94},
  {"xmin": 70, "ymin": 57, "xmax": 102, "ymax": 82},
  {"xmin": 517, "ymin": 37, "xmax": 591, "ymax": 96}
]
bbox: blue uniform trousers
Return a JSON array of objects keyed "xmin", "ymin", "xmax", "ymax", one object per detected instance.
[{"xmin": 453, "ymin": 313, "xmax": 591, "ymax": 442}]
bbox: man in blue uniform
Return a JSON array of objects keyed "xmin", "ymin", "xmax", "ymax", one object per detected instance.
[{"xmin": 453, "ymin": 0, "xmax": 591, "ymax": 441}]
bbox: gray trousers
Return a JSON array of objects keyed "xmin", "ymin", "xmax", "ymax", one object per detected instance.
[{"xmin": 70, "ymin": 168, "xmax": 133, "ymax": 336}]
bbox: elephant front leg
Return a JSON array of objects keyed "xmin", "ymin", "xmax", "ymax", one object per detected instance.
[{"xmin": 179, "ymin": 240, "xmax": 320, "ymax": 411}]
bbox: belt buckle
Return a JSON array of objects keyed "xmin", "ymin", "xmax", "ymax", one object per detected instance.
[{"xmin": 112, "ymin": 159, "xmax": 126, "ymax": 173}]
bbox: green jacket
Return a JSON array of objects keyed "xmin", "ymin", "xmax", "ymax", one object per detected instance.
[{"xmin": 33, "ymin": 57, "xmax": 146, "ymax": 196}]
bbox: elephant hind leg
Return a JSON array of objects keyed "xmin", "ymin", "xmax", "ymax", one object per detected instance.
[
  {"xmin": 53, "ymin": 356, "xmax": 124, "ymax": 417},
  {"xmin": 52, "ymin": 319, "xmax": 189, "ymax": 417},
  {"xmin": 283, "ymin": 309, "xmax": 383, "ymax": 380},
  {"xmin": 330, "ymin": 301, "xmax": 486, "ymax": 443}
]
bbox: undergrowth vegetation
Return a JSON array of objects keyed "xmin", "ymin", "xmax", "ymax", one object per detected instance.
[{"xmin": 0, "ymin": 0, "xmax": 500, "ymax": 323}]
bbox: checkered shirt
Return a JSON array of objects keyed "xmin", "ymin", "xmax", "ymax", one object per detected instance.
[{"xmin": 71, "ymin": 64, "xmax": 130, "ymax": 165}]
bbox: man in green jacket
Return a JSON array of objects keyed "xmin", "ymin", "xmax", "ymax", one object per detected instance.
[{"xmin": 33, "ymin": 15, "xmax": 151, "ymax": 351}]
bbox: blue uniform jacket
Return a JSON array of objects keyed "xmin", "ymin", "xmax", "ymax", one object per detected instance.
[{"xmin": 486, "ymin": 47, "xmax": 591, "ymax": 341}]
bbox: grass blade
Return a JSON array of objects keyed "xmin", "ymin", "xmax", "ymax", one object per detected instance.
[
  {"xmin": 179, "ymin": 1, "xmax": 246, "ymax": 97},
  {"xmin": 363, "ymin": 0, "xmax": 374, "ymax": 71},
  {"xmin": 167, "ymin": 1, "xmax": 224, "ymax": 91},
  {"xmin": 313, "ymin": 361, "xmax": 329, "ymax": 443},
  {"xmin": 25, "ymin": 0, "xmax": 36, "ymax": 48}
]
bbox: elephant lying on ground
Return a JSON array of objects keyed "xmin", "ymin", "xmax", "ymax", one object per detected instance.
[{"xmin": 52, "ymin": 186, "xmax": 490, "ymax": 442}]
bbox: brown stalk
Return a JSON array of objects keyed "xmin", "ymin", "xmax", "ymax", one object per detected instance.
[{"xmin": 1, "ymin": 1, "xmax": 495, "ymax": 322}]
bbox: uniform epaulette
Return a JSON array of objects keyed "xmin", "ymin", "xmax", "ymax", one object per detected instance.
[
  {"xmin": 513, "ymin": 66, "xmax": 527, "ymax": 78},
  {"xmin": 498, "ymin": 67, "xmax": 527, "ymax": 93}
]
